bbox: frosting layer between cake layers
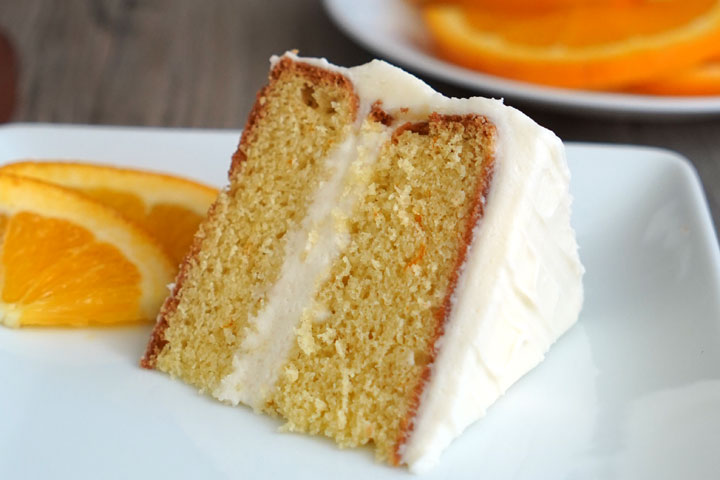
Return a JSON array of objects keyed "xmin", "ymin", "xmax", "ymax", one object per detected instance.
[
  {"xmin": 215, "ymin": 53, "xmax": 584, "ymax": 471},
  {"xmin": 214, "ymin": 113, "xmax": 393, "ymax": 408}
]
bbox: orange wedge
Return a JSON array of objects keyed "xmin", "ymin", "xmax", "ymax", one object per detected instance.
[
  {"xmin": 629, "ymin": 57, "xmax": 720, "ymax": 95},
  {"xmin": 0, "ymin": 162, "xmax": 217, "ymax": 267},
  {"xmin": 422, "ymin": 0, "xmax": 720, "ymax": 89},
  {"xmin": 0, "ymin": 174, "xmax": 174, "ymax": 327}
]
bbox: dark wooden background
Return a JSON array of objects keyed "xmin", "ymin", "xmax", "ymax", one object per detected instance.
[{"xmin": 1, "ymin": 0, "xmax": 719, "ymax": 233}]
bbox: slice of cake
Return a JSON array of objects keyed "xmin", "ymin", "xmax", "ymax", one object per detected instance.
[{"xmin": 141, "ymin": 52, "xmax": 584, "ymax": 472}]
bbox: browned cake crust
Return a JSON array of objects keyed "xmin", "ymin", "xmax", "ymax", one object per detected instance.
[
  {"xmin": 140, "ymin": 56, "xmax": 359, "ymax": 369},
  {"xmin": 369, "ymin": 100, "xmax": 394, "ymax": 126},
  {"xmin": 391, "ymin": 114, "xmax": 496, "ymax": 464},
  {"xmin": 140, "ymin": 202, "xmax": 211, "ymax": 368}
]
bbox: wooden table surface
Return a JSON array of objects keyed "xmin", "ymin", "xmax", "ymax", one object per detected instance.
[{"xmin": 2, "ymin": 0, "xmax": 720, "ymax": 235}]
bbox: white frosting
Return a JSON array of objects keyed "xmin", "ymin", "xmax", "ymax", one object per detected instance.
[
  {"xmin": 223, "ymin": 53, "xmax": 584, "ymax": 471},
  {"xmin": 401, "ymin": 108, "xmax": 583, "ymax": 473}
]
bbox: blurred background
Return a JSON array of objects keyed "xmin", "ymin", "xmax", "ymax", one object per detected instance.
[{"xmin": 1, "ymin": 0, "xmax": 719, "ymax": 228}]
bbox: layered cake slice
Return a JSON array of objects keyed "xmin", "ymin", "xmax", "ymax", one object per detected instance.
[{"xmin": 141, "ymin": 52, "xmax": 584, "ymax": 472}]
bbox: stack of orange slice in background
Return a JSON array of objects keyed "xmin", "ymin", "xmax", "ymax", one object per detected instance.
[
  {"xmin": 0, "ymin": 162, "xmax": 217, "ymax": 328},
  {"xmin": 416, "ymin": 0, "xmax": 720, "ymax": 94}
]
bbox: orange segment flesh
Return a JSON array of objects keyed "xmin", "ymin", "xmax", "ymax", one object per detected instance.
[
  {"xmin": 415, "ymin": 0, "xmax": 642, "ymax": 14},
  {"xmin": 462, "ymin": 1, "xmax": 716, "ymax": 47},
  {"xmin": 0, "ymin": 162, "xmax": 217, "ymax": 267},
  {"xmin": 0, "ymin": 174, "xmax": 174, "ymax": 327},
  {"xmin": 629, "ymin": 58, "xmax": 720, "ymax": 95},
  {"xmin": 0, "ymin": 214, "xmax": 6, "ymax": 241},
  {"xmin": 145, "ymin": 204, "xmax": 205, "ymax": 263},
  {"xmin": 2, "ymin": 212, "xmax": 141, "ymax": 326},
  {"xmin": 79, "ymin": 188, "xmax": 206, "ymax": 264},
  {"xmin": 422, "ymin": 0, "xmax": 720, "ymax": 89}
]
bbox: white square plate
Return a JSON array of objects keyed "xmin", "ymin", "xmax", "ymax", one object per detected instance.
[{"xmin": 1, "ymin": 124, "xmax": 719, "ymax": 479}]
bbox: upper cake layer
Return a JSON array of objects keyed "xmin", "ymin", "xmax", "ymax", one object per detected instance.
[{"xmin": 142, "ymin": 52, "xmax": 584, "ymax": 472}]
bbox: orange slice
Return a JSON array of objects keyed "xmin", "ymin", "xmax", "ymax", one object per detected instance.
[
  {"xmin": 629, "ymin": 57, "xmax": 720, "ymax": 95},
  {"xmin": 422, "ymin": 0, "xmax": 720, "ymax": 89},
  {"xmin": 0, "ymin": 161, "xmax": 217, "ymax": 267},
  {"xmin": 0, "ymin": 174, "xmax": 175, "ymax": 327},
  {"xmin": 414, "ymin": 0, "xmax": 640, "ymax": 14}
]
